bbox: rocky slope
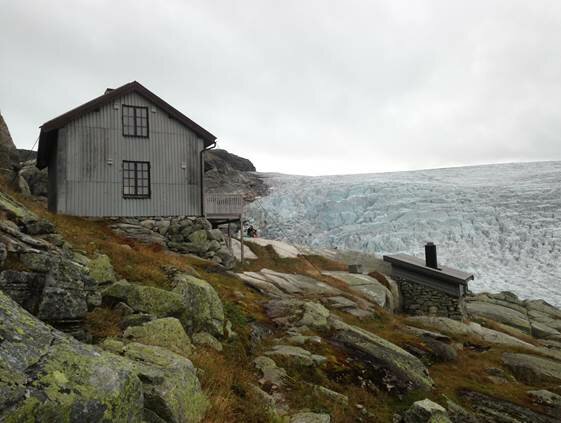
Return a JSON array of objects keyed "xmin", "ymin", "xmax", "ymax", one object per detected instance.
[
  {"xmin": 0, "ymin": 113, "xmax": 19, "ymax": 176},
  {"xmin": 2, "ymin": 190, "xmax": 561, "ymax": 422},
  {"xmin": 204, "ymin": 148, "xmax": 268, "ymax": 200}
]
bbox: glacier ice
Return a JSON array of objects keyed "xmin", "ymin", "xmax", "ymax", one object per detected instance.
[{"xmin": 247, "ymin": 161, "xmax": 561, "ymax": 306}]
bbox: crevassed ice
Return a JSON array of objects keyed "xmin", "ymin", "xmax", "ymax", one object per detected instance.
[{"xmin": 247, "ymin": 162, "xmax": 561, "ymax": 306}]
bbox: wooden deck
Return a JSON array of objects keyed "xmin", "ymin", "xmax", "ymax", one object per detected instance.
[
  {"xmin": 204, "ymin": 193, "xmax": 244, "ymax": 221},
  {"xmin": 204, "ymin": 193, "xmax": 247, "ymax": 262}
]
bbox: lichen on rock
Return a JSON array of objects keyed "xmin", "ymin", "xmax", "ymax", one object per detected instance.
[
  {"xmin": 124, "ymin": 317, "xmax": 193, "ymax": 356},
  {"xmin": 102, "ymin": 280, "xmax": 184, "ymax": 318},
  {"xmin": 171, "ymin": 273, "xmax": 225, "ymax": 337}
]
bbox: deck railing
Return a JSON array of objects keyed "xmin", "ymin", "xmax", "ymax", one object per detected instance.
[{"xmin": 204, "ymin": 193, "xmax": 244, "ymax": 219}]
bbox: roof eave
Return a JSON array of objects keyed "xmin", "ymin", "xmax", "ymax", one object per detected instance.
[
  {"xmin": 38, "ymin": 81, "xmax": 217, "ymax": 145},
  {"xmin": 383, "ymin": 254, "xmax": 474, "ymax": 285}
]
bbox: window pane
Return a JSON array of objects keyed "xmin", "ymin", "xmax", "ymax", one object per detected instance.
[
  {"xmin": 122, "ymin": 161, "xmax": 150, "ymax": 198},
  {"xmin": 123, "ymin": 106, "xmax": 149, "ymax": 137}
]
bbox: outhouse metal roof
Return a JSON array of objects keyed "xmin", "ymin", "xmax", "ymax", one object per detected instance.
[{"xmin": 383, "ymin": 253, "xmax": 474, "ymax": 285}]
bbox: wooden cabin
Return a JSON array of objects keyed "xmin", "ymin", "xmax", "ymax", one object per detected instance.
[{"xmin": 36, "ymin": 81, "xmax": 242, "ymax": 220}]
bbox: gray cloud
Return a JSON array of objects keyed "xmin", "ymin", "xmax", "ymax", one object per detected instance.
[{"xmin": 1, "ymin": 0, "xmax": 561, "ymax": 175}]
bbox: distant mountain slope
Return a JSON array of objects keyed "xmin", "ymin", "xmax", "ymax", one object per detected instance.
[
  {"xmin": 204, "ymin": 149, "xmax": 268, "ymax": 200},
  {"xmin": 0, "ymin": 113, "xmax": 18, "ymax": 175},
  {"xmin": 247, "ymin": 162, "xmax": 561, "ymax": 306}
]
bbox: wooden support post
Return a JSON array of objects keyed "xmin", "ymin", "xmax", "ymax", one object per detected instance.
[
  {"xmin": 240, "ymin": 216, "xmax": 244, "ymax": 265},
  {"xmin": 227, "ymin": 222, "xmax": 232, "ymax": 250}
]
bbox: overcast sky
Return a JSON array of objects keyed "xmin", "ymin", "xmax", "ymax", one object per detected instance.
[{"xmin": 1, "ymin": 1, "xmax": 561, "ymax": 175}]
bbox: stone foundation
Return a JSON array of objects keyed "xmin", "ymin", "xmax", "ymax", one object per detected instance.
[
  {"xmin": 396, "ymin": 278, "xmax": 466, "ymax": 320},
  {"xmin": 111, "ymin": 216, "xmax": 236, "ymax": 269}
]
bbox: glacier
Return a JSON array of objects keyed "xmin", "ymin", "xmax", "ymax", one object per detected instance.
[{"xmin": 247, "ymin": 161, "xmax": 561, "ymax": 306}]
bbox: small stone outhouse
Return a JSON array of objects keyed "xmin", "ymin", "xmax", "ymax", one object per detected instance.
[{"xmin": 383, "ymin": 243, "xmax": 473, "ymax": 320}]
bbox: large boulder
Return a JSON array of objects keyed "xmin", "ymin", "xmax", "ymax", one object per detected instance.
[
  {"xmin": 102, "ymin": 280, "xmax": 184, "ymax": 318},
  {"xmin": 0, "ymin": 289, "xmax": 145, "ymax": 422},
  {"xmin": 503, "ymin": 352, "xmax": 561, "ymax": 384},
  {"xmin": 18, "ymin": 160, "xmax": 49, "ymax": 197},
  {"xmin": 329, "ymin": 317, "xmax": 433, "ymax": 393},
  {"xmin": 1, "ymin": 250, "xmax": 98, "ymax": 340},
  {"xmin": 124, "ymin": 317, "xmax": 193, "ymax": 356},
  {"xmin": 171, "ymin": 273, "xmax": 225, "ymax": 337},
  {"xmin": 119, "ymin": 342, "xmax": 208, "ymax": 422}
]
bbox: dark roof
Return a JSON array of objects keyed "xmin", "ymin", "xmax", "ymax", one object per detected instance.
[
  {"xmin": 37, "ymin": 81, "xmax": 216, "ymax": 168},
  {"xmin": 383, "ymin": 253, "xmax": 474, "ymax": 285}
]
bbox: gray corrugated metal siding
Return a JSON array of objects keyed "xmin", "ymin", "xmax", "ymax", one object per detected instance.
[{"xmin": 55, "ymin": 92, "xmax": 204, "ymax": 217}]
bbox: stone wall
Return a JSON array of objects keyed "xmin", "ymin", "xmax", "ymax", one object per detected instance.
[
  {"xmin": 111, "ymin": 216, "xmax": 236, "ymax": 269},
  {"xmin": 396, "ymin": 277, "xmax": 466, "ymax": 320}
]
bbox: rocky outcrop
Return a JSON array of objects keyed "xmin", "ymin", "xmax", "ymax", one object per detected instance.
[
  {"xmin": 205, "ymin": 149, "xmax": 256, "ymax": 172},
  {"xmin": 203, "ymin": 148, "xmax": 267, "ymax": 201},
  {"xmin": 322, "ymin": 271, "xmax": 396, "ymax": 311},
  {"xmin": 0, "ymin": 290, "xmax": 146, "ymax": 422},
  {"xmin": 240, "ymin": 269, "xmax": 340, "ymax": 298},
  {"xmin": 0, "ymin": 113, "xmax": 18, "ymax": 176},
  {"xmin": 407, "ymin": 316, "xmax": 535, "ymax": 350},
  {"xmin": 246, "ymin": 238, "xmax": 301, "ymax": 258},
  {"xmin": 528, "ymin": 390, "xmax": 561, "ymax": 419},
  {"xmin": 502, "ymin": 352, "xmax": 561, "ymax": 384},
  {"xmin": 329, "ymin": 317, "xmax": 433, "ymax": 393},
  {"xmin": 467, "ymin": 300, "xmax": 531, "ymax": 333},
  {"xmin": 0, "ymin": 194, "xmax": 101, "ymax": 339},
  {"xmin": 238, "ymin": 268, "xmax": 378, "ymax": 319},
  {"xmin": 460, "ymin": 389, "xmax": 558, "ymax": 423},
  {"xmin": 0, "ymin": 289, "xmax": 209, "ymax": 422},
  {"xmin": 467, "ymin": 291, "xmax": 561, "ymax": 340}
]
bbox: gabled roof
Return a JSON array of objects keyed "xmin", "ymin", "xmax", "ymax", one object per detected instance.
[
  {"xmin": 37, "ymin": 81, "xmax": 216, "ymax": 168},
  {"xmin": 383, "ymin": 253, "xmax": 474, "ymax": 285}
]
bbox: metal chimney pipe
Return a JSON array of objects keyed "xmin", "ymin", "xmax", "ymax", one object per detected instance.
[{"xmin": 425, "ymin": 242, "xmax": 438, "ymax": 269}]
